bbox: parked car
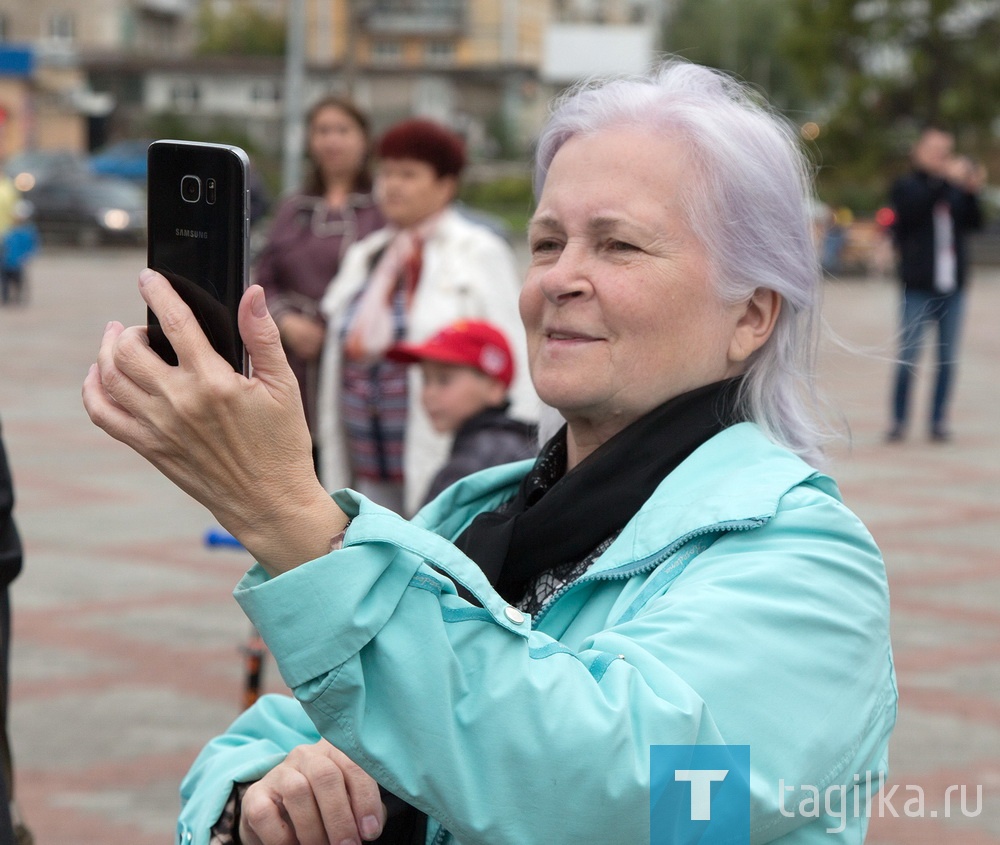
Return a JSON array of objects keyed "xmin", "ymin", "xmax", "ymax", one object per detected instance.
[
  {"xmin": 89, "ymin": 139, "xmax": 152, "ymax": 183},
  {"xmin": 5, "ymin": 149, "xmax": 89, "ymax": 193},
  {"xmin": 27, "ymin": 173, "xmax": 146, "ymax": 247}
]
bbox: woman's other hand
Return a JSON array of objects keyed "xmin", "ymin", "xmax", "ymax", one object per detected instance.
[
  {"xmin": 278, "ymin": 312, "xmax": 326, "ymax": 362},
  {"xmin": 82, "ymin": 270, "xmax": 347, "ymax": 573},
  {"xmin": 240, "ymin": 740, "xmax": 386, "ymax": 845}
]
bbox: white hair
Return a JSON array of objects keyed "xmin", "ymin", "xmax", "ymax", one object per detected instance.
[{"xmin": 533, "ymin": 59, "xmax": 835, "ymax": 466}]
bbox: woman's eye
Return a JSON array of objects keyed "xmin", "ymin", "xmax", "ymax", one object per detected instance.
[
  {"xmin": 530, "ymin": 238, "xmax": 562, "ymax": 254},
  {"xmin": 607, "ymin": 239, "xmax": 638, "ymax": 252}
]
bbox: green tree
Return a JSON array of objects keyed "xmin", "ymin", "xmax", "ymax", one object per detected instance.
[
  {"xmin": 661, "ymin": 0, "xmax": 810, "ymax": 112},
  {"xmin": 196, "ymin": 0, "xmax": 287, "ymax": 57},
  {"xmin": 784, "ymin": 0, "xmax": 1000, "ymax": 209}
]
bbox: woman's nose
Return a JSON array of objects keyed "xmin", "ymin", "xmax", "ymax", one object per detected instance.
[{"xmin": 538, "ymin": 244, "xmax": 592, "ymax": 303}]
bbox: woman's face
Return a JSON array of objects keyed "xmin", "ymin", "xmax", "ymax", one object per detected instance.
[
  {"xmin": 308, "ymin": 105, "xmax": 368, "ymax": 183},
  {"xmin": 521, "ymin": 126, "xmax": 759, "ymax": 447},
  {"xmin": 374, "ymin": 158, "xmax": 456, "ymax": 228}
]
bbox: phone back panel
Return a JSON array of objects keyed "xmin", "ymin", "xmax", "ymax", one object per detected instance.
[{"xmin": 147, "ymin": 140, "xmax": 249, "ymax": 373}]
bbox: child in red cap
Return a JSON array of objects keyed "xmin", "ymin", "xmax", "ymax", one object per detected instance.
[{"xmin": 388, "ymin": 319, "xmax": 536, "ymax": 505}]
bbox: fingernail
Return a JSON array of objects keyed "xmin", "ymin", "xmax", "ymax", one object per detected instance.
[
  {"xmin": 361, "ymin": 815, "xmax": 382, "ymax": 840},
  {"xmin": 139, "ymin": 268, "xmax": 156, "ymax": 286},
  {"xmin": 339, "ymin": 839, "xmax": 360, "ymax": 845},
  {"xmin": 104, "ymin": 321, "xmax": 114, "ymax": 334},
  {"xmin": 251, "ymin": 286, "xmax": 268, "ymax": 318}
]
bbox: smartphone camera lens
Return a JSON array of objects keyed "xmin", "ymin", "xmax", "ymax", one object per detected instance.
[
  {"xmin": 206, "ymin": 177, "xmax": 217, "ymax": 205},
  {"xmin": 180, "ymin": 174, "xmax": 201, "ymax": 203}
]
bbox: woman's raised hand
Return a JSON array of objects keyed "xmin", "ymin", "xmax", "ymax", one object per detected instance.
[{"xmin": 82, "ymin": 269, "xmax": 347, "ymax": 573}]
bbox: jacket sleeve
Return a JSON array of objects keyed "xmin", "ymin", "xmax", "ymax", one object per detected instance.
[
  {"xmin": 0, "ymin": 423, "xmax": 22, "ymax": 588},
  {"xmin": 890, "ymin": 172, "xmax": 945, "ymax": 240},
  {"xmin": 954, "ymin": 188, "xmax": 984, "ymax": 233},
  {"xmin": 232, "ymin": 488, "xmax": 895, "ymax": 845},
  {"xmin": 176, "ymin": 694, "xmax": 321, "ymax": 844}
]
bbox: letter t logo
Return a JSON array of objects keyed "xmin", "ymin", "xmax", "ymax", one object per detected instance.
[
  {"xmin": 651, "ymin": 745, "xmax": 749, "ymax": 843},
  {"xmin": 674, "ymin": 769, "xmax": 729, "ymax": 820}
]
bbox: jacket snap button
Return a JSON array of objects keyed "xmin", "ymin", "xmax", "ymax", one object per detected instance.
[{"xmin": 504, "ymin": 606, "xmax": 524, "ymax": 624}]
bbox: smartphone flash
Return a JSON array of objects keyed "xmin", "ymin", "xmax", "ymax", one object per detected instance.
[{"xmin": 206, "ymin": 177, "xmax": 218, "ymax": 205}]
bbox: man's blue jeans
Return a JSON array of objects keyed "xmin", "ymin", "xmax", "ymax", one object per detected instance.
[{"xmin": 891, "ymin": 289, "xmax": 965, "ymax": 431}]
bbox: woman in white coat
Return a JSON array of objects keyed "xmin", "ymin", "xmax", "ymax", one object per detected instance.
[{"xmin": 315, "ymin": 118, "xmax": 536, "ymax": 515}]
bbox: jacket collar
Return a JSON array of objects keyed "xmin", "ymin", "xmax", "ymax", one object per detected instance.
[
  {"xmin": 592, "ymin": 423, "xmax": 834, "ymax": 574},
  {"xmin": 417, "ymin": 423, "xmax": 835, "ymax": 575}
]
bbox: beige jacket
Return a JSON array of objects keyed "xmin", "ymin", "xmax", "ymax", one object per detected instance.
[{"xmin": 316, "ymin": 207, "xmax": 537, "ymax": 515}]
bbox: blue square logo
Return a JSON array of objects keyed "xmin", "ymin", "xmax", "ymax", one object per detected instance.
[{"xmin": 650, "ymin": 745, "xmax": 750, "ymax": 844}]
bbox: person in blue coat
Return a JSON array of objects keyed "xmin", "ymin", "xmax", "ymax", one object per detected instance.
[
  {"xmin": 0, "ymin": 202, "xmax": 39, "ymax": 307},
  {"xmin": 84, "ymin": 59, "xmax": 896, "ymax": 845}
]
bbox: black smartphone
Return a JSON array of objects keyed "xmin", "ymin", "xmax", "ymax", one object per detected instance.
[{"xmin": 146, "ymin": 139, "xmax": 250, "ymax": 374}]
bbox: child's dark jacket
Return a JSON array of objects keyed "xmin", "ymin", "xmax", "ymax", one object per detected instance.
[{"xmin": 422, "ymin": 405, "xmax": 536, "ymax": 506}]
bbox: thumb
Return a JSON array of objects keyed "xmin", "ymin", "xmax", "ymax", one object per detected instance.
[{"xmin": 239, "ymin": 286, "xmax": 296, "ymax": 389}]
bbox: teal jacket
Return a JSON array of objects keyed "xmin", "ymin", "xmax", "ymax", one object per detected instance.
[{"xmin": 178, "ymin": 423, "xmax": 897, "ymax": 844}]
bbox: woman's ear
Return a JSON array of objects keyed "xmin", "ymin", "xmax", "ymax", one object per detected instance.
[{"xmin": 728, "ymin": 288, "xmax": 781, "ymax": 364}]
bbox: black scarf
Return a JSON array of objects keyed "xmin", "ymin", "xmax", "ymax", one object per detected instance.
[{"xmin": 454, "ymin": 378, "xmax": 745, "ymax": 603}]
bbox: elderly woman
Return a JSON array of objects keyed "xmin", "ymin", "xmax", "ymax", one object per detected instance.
[
  {"xmin": 84, "ymin": 61, "xmax": 896, "ymax": 845},
  {"xmin": 316, "ymin": 118, "xmax": 536, "ymax": 516}
]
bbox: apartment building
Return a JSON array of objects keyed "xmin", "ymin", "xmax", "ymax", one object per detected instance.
[{"xmin": 1, "ymin": 0, "xmax": 662, "ymax": 160}]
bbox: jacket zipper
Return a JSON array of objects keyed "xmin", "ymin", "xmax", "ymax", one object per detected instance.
[
  {"xmin": 426, "ymin": 518, "xmax": 767, "ymax": 845},
  {"xmin": 530, "ymin": 518, "xmax": 767, "ymax": 628}
]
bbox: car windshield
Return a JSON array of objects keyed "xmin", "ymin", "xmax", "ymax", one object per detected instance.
[
  {"xmin": 88, "ymin": 181, "xmax": 145, "ymax": 206},
  {"xmin": 93, "ymin": 140, "xmax": 150, "ymax": 158},
  {"xmin": 8, "ymin": 151, "xmax": 84, "ymax": 173}
]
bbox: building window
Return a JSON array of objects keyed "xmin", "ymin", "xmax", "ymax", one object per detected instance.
[
  {"xmin": 425, "ymin": 41, "xmax": 454, "ymax": 64},
  {"xmin": 371, "ymin": 40, "xmax": 402, "ymax": 64},
  {"xmin": 250, "ymin": 81, "xmax": 281, "ymax": 107},
  {"xmin": 170, "ymin": 80, "xmax": 200, "ymax": 111},
  {"xmin": 47, "ymin": 12, "xmax": 76, "ymax": 42}
]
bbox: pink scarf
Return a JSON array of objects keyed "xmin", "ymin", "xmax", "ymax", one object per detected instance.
[{"xmin": 343, "ymin": 213, "xmax": 441, "ymax": 362}]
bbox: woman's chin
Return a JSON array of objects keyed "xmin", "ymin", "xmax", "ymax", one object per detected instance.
[{"xmin": 535, "ymin": 385, "xmax": 602, "ymax": 419}]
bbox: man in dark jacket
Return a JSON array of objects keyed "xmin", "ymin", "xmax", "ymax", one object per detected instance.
[
  {"xmin": 0, "ymin": 420, "xmax": 29, "ymax": 845},
  {"xmin": 887, "ymin": 126, "xmax": 985, "ymax": 442}
]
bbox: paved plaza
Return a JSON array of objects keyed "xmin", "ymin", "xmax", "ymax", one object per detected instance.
[{"xmin": 0, "ymin": 245, "xmax": 998, "ymax": 842}]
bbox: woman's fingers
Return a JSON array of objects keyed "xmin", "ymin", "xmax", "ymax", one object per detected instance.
[
  {"xmin": 243, "ymin": 772, "xmax": 346, "ymax": 845},
  {"xmin": 98, "ymin": 321, "xmax": 160, "ymax": 404},
  {"xmin": 241, "ymin": 762, "xmax": 363, "ymax": 845},
  {"xmin": 239, "ymin": 742, "xmax": 386, "ymax": 845},
  {"xmin": 317, "ymin": 741, "xmax": 386, "ymax": 839},
  {"xmin": 82, "ymin": 362, "xmax": 144, "ymax": 448},
  {"xmin": 137, "ymin": 268, "xmax": 218, "ymax": 374},
  {"xmin": 239, "ymin": 286, "xmax": 301, "ymax": 399},
  {"xmin": 84, "ymin": 322, "xmax": 154, "ymax": 449},
  {"xmin": 240, "ymin": 779, "xmax": 301, "ymax": 845}
]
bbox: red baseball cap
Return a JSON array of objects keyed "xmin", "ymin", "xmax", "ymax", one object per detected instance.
[{"xmin": 387, "ymin": 320, "xmax": 515, "ymax": 388}]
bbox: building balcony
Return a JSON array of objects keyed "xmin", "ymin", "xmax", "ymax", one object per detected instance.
[
  {"xmin": 132, "ymin": 0, "xmax": 194, "ymax": 17},
  {"xmin": 356, "ymin": 0, "xmax": 464, "ymax": 36}
]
